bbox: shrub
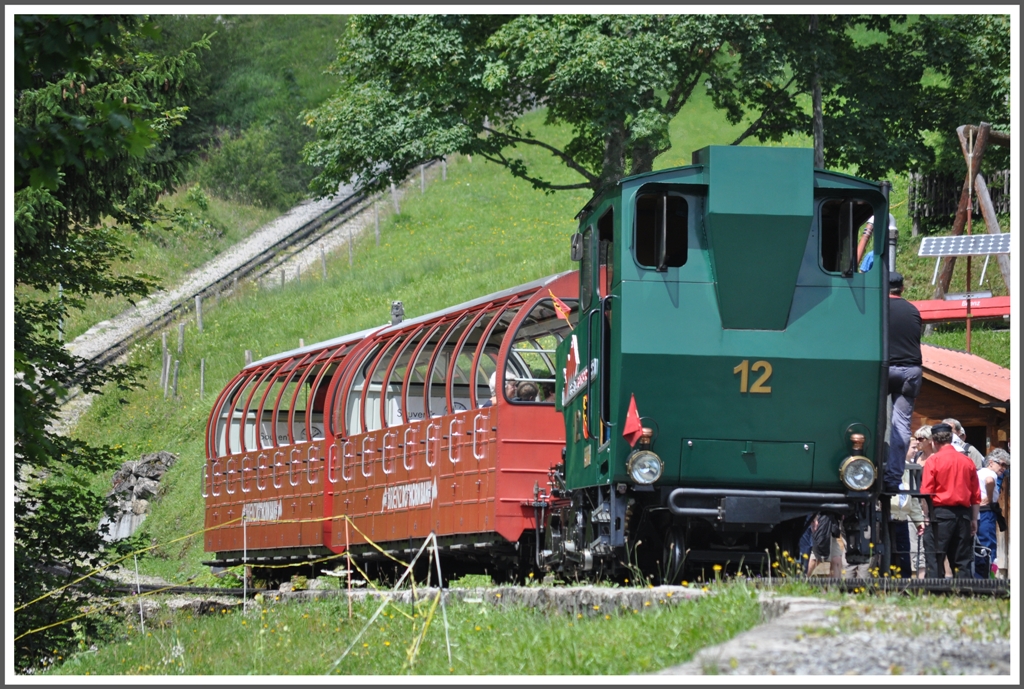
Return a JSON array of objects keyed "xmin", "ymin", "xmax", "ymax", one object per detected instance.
[{"xmin": 198, "ymin": 126, "xmax": 295, "ymax": 210}]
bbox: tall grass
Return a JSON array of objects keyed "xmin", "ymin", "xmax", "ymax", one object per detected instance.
[{"xmin": 45, "ymin": 582, "xmax": 762, "ymax": 676}]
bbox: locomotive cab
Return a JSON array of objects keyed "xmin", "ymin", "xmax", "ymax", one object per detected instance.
[{"xmin": 555, "ymin": 145, "xmax": 890, "ymax": 580}]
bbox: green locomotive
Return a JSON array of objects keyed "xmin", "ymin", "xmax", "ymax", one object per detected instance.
[{"xmin": 548, "ymin": 145, "xmax": 889, "ymax": 580}]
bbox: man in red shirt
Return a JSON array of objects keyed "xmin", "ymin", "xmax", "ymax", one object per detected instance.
[{"xmin": 920, "ymin": 423, "xmax": 981, "ymax": 578}]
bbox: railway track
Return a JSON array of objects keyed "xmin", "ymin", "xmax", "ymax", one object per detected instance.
[
  {"xmin": 102, "ymin": 576, "xmax": 1010, "ymax": 599},
  {"xmin": 66, "ymin": 186, "xmax": 368, "ymax": 378}
]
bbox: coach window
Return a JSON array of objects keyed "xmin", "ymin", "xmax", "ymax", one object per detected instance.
[
  {"xmin": 214, "ymin": 375, "xmax": 246, "ymax": 458},
  {"xmin": 819, "ymin": 198, "xmax": 874, "ymax": 276},
  {"xmin": 240, "ymin": 365, "xmax": 278, "ymax": 453},
  {"xmin": 453, "ymin": 309, "xmax": 499, "ymax": 408},
  {"xmin": 476, "ymin": 301, "xmax": 525, "ymax": 401},
  {"xmin": 307, "ymin": 359, "xmax": 338, "ymax": 441},
  {"xmin": 289, "ymin": 352, "xmax": 332, "ymax": 443},
  {"xmin": 363, "ymin": 336, "xmax": 404, "ymax": 433},
  {"xmin": 504, "ymin": 298, "xmax": 578, "ymax": 404},
  {"xmin": 271, "ymin": 354, "xmax": 312, "ymax": 447},
  {"xmin": 382, "ymin": 325, "xmax": 427, "ymax": 426},
  {"xmin": 407, "ymin": 321, "xmax": 453, "ymax": 419},
  {"xmin": 635, "ymin": 191, "xmax": 687, "ymax": 270},
  {"xmin": 426, "ymin": 313, "xmax": 474, "ymax": 417},
  {"xmin": 343, "ymin": 343, "xmax": 382, "ymax": 435},
  {"xmin": 224, "ymin": 371, "xmax": 263, "ymax": 456}
]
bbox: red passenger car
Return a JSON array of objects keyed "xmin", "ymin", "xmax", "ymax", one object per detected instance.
[{"xmin": 204, "ymin": 271, "xmax": 578, "ymax": 582}]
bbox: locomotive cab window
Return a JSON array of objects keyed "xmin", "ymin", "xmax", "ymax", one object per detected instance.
[
  {"xmin": 819, "ymin": 198, "xmax": 874, "ymax": 276},
  {"xmin": 635, "ymin": 192, "xmax": 687, "ymax": 270}
]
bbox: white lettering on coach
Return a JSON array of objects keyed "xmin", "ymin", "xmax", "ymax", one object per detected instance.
[
  {"xmin": 242, "ymin": 499, "xmax": 283, "ymax": 522},
  {"xmin": 381, "ymin": 478, "xmax": 438, "ymax": 512}
]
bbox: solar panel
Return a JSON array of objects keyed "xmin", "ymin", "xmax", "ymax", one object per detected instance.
[{"xmin": 919, "ymin": 233, "xmax": 1011, "ymax": 257}]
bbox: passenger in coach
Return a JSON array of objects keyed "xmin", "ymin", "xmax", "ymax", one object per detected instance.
[
  {"xmin": 480, "ymin": 372, "xmax": 497, "ymax": 408},
  {"xmin": 514, "ymin": 381, "xmax": 538, "ymax": 402}
]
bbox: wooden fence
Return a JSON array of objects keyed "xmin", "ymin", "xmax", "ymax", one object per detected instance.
[{"xmin": 908, "ymin": 169, "xmax": 1011, "ymax": 235}]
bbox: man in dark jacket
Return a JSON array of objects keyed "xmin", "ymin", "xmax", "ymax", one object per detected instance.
[{"xmin": 885, "ymin": 271, "xmax": 923, "ymax": 493}]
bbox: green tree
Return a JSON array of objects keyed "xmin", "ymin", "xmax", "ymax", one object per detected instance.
[
  {"xmin": 13, "ymin": 14, "xmax": 208, "ymax": 671},
  {"xmin": 303, "ymin": 14, "xmax": 771, "ymax": 195},
  {"xmin": 303, "ymin": 14, "xmax": 1010, "ymax": 197},
  {"xmin": 728, "ymin": 14, "xmax": 1010, "ymax": 179}
]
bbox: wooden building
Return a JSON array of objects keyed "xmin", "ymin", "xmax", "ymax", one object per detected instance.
[{"xmin": 912, "ymin": 343, "xmax": 1011, "ymax": 453}]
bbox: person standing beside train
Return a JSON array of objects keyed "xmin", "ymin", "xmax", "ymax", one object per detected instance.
[
  {"xmin": 942, "ymin": 417, "xmax": 985, "ymax": 470},
  {"xmin": 884, "ymin": 271, "xmax": 923, "ymax": 494},
  {"xmin": 975, "ymin": 449, "xmax": 1010, "ymax": 578},
  {"xmin": 920, "ymin": 423, "xmax": 981, "ymax": 578},
  {"xmin": 906, "ymin": 425, "xmax": 934, "ymax": 578}
]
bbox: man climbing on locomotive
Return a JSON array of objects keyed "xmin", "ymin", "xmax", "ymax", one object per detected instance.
[{"xmin": 884, "ymin": 271, "xmax": 923, "ymax": 493}]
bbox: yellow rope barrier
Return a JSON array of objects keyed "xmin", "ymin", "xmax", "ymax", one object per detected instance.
[{"xmin": 15, "ymin": 512, "xmax": 434, "ymax": 642}]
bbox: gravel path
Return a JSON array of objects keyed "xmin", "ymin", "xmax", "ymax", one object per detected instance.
[{"xmin": 660, "ymin": 594, "xmax": 1011, "ymax": 676}]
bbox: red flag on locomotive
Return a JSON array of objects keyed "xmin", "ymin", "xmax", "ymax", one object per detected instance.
[
  {"xmin": 549, "ymin": 290, "xmax": 572, "ymax": 324},
  {"xmin": 623, "ymin": 394, "xmax": 643, "ymax": 447}
]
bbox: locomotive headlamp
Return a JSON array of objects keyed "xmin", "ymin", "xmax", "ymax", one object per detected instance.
[
  {"xmin": 839, "ymin": 456, "xmax": 875, "ymax": 491},
  {"xmin": 627, "ymin": 449, "xmax": 663, "ymax": 485}
]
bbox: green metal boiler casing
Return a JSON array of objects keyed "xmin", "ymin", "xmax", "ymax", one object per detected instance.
[{"xmin": 559, "ymin": 145, "xmax": 888, "ymax": 496}]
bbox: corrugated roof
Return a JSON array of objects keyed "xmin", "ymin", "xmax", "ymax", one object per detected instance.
[{"xmin": 922, "ymin": 343, "xmax": 1011, "ymax": 402}]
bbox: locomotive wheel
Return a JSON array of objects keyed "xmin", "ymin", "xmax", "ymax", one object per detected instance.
[{"xmin": 661, "ymin": 526, "xmax": 687, "ymax": 585}]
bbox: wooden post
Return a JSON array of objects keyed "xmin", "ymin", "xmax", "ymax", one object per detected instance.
[
  {"xmin": 195, "ymin": 295, "xmax": 203, "ymax": 333},
  {"xmin": 932, "ymin": 123, "xmax": 991, "ymax": 299},
  {"xmin": 391, "ymin": 182, "xmax": 400, "ymax": 214},
  {"xmin": 280, "ymin": 269, "xmax": 285, "ymax": 287},
  {"xmin": 177, "ymin": 322, "xmax": 185, "ymax": 355},
  {"xmin": 374, "ymin": 198, "xmax": 380, "ymax": 247},
  {"xmin": 57, "ymin": 283, "xmax": 64, "ymax": 342},
  {"xmin": 245, "ymin": 349, "xmax": 252, "ymax": 366},
  {"xmin": 321, "ymin": 246, "xmax": 327, "ymax": 280},
  {"xmin": 200, "ymin": 358, "xmax": 205, "ymax": 399},
  {"xmin": 974, "ymin": 174, "xmax": 1013, "ymax": 292},
  {"xmin": 161, "ymin": 333, "xmax": 168, "ymax": 387},
  {"xmin": 442, "ymin": 156, "xmax": 447, "ymax": 181},
  {"xmin": 420, "ymin": 164, "xmax": 425, "ymax": 193},
  {"xmin": 163, "ymin": 354, "xmax": 171, "ymax": 398},
  {"xmin": 171, "ymin": 360, "xmax": 180, "ymax": 398}
]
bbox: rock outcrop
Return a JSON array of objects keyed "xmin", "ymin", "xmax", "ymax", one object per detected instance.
[{"xmin": 99, "ymin": 451, "xmax": 178, "ymax": 541}]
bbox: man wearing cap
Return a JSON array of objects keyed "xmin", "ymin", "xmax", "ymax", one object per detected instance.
[
  {"xmin": 884, "ymin": 271, "xmax": 923, "ymax": 493},
  {"xmin": 975, "ymin": 449, "xmax": 1010, "ymax": 577},
  {"xmin": 920, "ymin": 423, "xmax": 981, "ymax": 578}
]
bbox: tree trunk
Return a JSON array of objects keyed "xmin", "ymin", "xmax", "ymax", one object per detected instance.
[
  {"xmin": 598, "ymin": 120, "xmax": 627, "ymax": 192},
  {"xmin": 932, "ymin": 123, "xmax": 991, "ymax": 298},
  {"xmin": 810, "ymin": 15, "xmax": 824, "ymax": 169}
]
